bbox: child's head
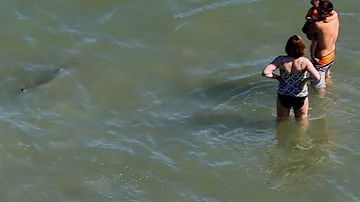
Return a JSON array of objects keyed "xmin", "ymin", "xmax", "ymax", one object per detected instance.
[
  {"xmin": 310, "ymin": 0, "xmax": 320, "ymax": 8},
  {"xmin": 285, "ymin": 35, "xmax": 307, "ymax": 58}
]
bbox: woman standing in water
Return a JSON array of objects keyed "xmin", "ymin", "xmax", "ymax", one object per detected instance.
[{"xmin": 262, "ymin": 35, "xmax": 320, "ymax": 121}]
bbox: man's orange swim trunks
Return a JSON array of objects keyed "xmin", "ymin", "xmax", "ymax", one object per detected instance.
[
  {"xmin": 311, "ymin": 50, "xmax": 335, "ymax": 88},
  {"xmin": 313, "ymin": 50, "xmax": 335, "ymax": 67}
]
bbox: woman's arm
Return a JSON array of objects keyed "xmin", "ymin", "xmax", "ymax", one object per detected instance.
[
  {"xmin": 305, "ymin": 59, "xmax": 321, "ymax": 82},
  {"xmin": 262, "ymin": 56, "xmax": 282, "ymax": 81},
  {"xmin": 300, "ymin": 59, "xmax": 320, "ymax": 88}
]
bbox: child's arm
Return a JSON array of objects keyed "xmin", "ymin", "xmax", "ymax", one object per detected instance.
[
  {"xmin": 306, "ymin": 8, "xmax": 314, "ymax": 21},
  {"xmin": 323, "ymin": 10, "xmax": 338, "ymax": 23},
  {"xmin": 306, "ymin": 17, "xmax": 314, "ymax": 22}
]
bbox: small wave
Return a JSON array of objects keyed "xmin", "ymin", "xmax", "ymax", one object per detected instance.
[
  {"xmin": 338, "ymin": 12, "xmax": 359, "ymax": 16},
  {"xmin": 96, "ymin": 7, "xmax": 120, "ymax": 24},
  {"xmin": 14, "ymin": 11, "xmax": 30, "ymax": 20},
  {"xmin": 225, "ymin": 57, "xmax": 274, "ymax": 69},
  {"xmin": 174, "ymin": 0, "xmax": 260, "ymax": 19}
]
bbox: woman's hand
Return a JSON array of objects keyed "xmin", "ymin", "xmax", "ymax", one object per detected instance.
[
  {"xmin": 301, "ymin": 78, "xmax": 311, "ymax": 88},
  {"xmin": 273, "ymin": 74, "xmax": 284, "ymax": 85}
]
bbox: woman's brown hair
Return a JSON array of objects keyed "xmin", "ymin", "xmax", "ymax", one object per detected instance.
[{"xmin": 285, "ymin": 35, "xmax": 306, "ymax": 58}]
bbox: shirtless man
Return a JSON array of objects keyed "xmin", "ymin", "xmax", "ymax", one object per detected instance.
[{"xmin": 302, "ymin": 0, "xmax": 339, "ymax": 89}]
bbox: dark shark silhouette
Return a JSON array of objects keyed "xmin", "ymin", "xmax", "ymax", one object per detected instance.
[
  {"xmin": 20, "ymin": 66, "xmax": 63, "ymax": 92},
  {"xmin": 18, "ymin": 59, "xmax": 82, "ymax": 93}
]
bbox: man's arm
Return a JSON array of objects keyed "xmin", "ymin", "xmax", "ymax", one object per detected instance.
[{"xmin": 323, "ymin": 11, "xmax": 338, "ymax": 23}]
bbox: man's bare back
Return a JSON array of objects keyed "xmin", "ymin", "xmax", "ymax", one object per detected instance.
[
  {"xmin": 303, "ymin": 10, "xmax": 339, "ymax": 58},
  {"xmin": 312, "ymin": 11, "xmax": 339, "ymax": 58}
]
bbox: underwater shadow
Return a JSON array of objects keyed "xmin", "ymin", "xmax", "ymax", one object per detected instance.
[{"xmin": 265, "ymin": 117, "xmax": 336, "ymax": 191}]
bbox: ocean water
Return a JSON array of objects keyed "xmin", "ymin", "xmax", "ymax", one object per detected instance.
[{"xmin": 0, "ymin": 0, "xmax": 359, "ymax": 201}]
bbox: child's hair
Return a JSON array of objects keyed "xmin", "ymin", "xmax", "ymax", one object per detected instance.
[{"xmin": 285, "ymin": 35, "xmax": 307, "ymax": 58}]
